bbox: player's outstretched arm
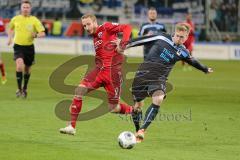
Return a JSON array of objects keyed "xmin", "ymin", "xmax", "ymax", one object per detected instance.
[
  {"xmin": 126, "ymin": 34, "xmax": 162, "ymax": 49},
  {"xmin": 184, "ymin": 56, "xmax": 213, "ymax": 74},
  {"xmin": 105, "ymin": 22, "xmax": 132, "ymax": 53},
  {"xmin": 7, "ymin": 29, "xmax": 14, "ymax": 46}
]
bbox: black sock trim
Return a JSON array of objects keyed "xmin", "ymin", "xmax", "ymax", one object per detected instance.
[{"xmin": 151, "ymin": 103, "xmax": 160, "ymax": 108}]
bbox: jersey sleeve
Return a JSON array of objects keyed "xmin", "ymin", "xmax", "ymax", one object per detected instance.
[
  {"xmin": 127, "ymin": 34, "xmax": 167, "ymax": 48},
  {"xmin": 104, "ymin": 22, "xmax": 132, "ymax": 48},
  {"xmin": 9, "ymin": 17, "xmax": 16, "ymax": 30},
  {"xmin": 177, "ymin": 46, "xmax": 190, "ymax": 58},
  {"xmin": 180, "ymin": 47, "xmax": 208, "ymax": 73},
  {"xmin": 162, "ymin": 24, "xmax": 167, "ymax": 33},
  {"xmin": 34, "ymin": 17, "xmax": 45, "ymax": 33},
  {"xmin": 184, "ymin": 57, "xmax": 208, "ymax": 73},
  {"xmin": 138, "ymin": 24, "xmax": 145, "ymax": 36}
]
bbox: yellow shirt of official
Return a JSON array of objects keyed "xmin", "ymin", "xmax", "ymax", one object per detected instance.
[
  {"xmin": 52, "ymin": 20, "xmax": 62, "ymax": 36},
  {"xmin": 9, "ymin": 15, "xmax": 45, "ymax": 46}
]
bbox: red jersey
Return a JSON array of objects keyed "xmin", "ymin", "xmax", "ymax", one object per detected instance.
[
  {"xmin": 184, "ymin": 20, "xmax": 195, "ymax": 52},
  {"xmin": 92, "ymin": 22, "xmax": 132, "ymax": 68},
  {"xmin": 0, "ymin": 18, "xmax": 5, "ymax": 32}
]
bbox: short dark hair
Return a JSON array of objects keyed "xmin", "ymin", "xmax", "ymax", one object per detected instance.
[{"xmin": 148, "ymin": 7, "xmax": 157, "ymax": 11}]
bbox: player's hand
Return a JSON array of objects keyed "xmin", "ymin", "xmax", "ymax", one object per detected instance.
[
  {"xmin": 207, "ymin": 68, "xmax": 213, "ymax": 73},
  {"xmin": 7, "ymin": 38, "xmax": 12, "ymax": 46},
  {"xmin": 146, "ymin": 32, "xmax": 153, "ymax": 36},
  {"xmin": 112, "ymin": 39, "xmax": 125, "ymax": 54},
  {"xmin": 116, "ymin": 45, "xmax": 124, "ymax": 54},
  {"xmin": 32, "ymin": 32, "xmax": 37, "ymax": 38}
]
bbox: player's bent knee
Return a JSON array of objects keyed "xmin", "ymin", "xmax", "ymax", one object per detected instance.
[
  {"xmin": 134, "ymin": 101, "xmax": 144, "ymax": 109},
  {"xmin": 75, "ymin": 85, "xmax": 88, "ymax": 97},
  {"xmin": 79, "ymin": 84, "xmax": 86, "ymax": 88},
  {"xmin": 109, "ymin": 104, "xmax": 120, "ymax": 113},
  {"xmin": 16, "ymin": 60, "xmax": 24, "ymax": 71},
  {"xmin": 16, "ymin": 58, "xmax": 24, "ymax": 64},
  {"xmin": 152, "ymin": 90, "xmax": 165, "ymax": 105},
  {"xmin": 152, "ymin": 96, "xmax": 164, "ymax": 105}
]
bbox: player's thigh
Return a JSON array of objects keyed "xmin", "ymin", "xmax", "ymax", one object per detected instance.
[
  {"xmin": 151, "ymin": 90, "xmax": 165, "ymax": 105},
  {"xmin": 15, "ymin": 58, "xmax": 24, "ymax": 71},
  {"xmin": 104, "ymin": 69, "xmax": 123, "ymax": 104},
  {"xmin": 131, "ymin": 75, "xmax": 148, "ymax": 103},
  {"xmin": 80, "ymin": 67, "xmax": 102, "ymax": 90},
  {"xmin": 75, "ymin": 85, "xmax": 89, "ymax": 97},
  {"xmin": 23, "ymin": 45, "xmax": 35, "ymax": 67},
  {"xmin": 13, "ymin": 44, "xmax": 24, "ymax": 63},
  {"xmin": 148, "ymin": 81, "xmax": 166, "ymax": 105},
  {"xmin": 104, "ymin": 81, "xmax": 121, "ymax": 105}
]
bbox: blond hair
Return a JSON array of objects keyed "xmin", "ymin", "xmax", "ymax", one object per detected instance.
[
  {"xmin": 21, "ymin": 0, "xmax": 31, "ymax": 5},
  {"xmin": 81, "ymin": 14, "xmax": 97, "ymax": 22},
  {"xmin": 175, "ymin": 23, "xmax": 191, "ymax": 34}
]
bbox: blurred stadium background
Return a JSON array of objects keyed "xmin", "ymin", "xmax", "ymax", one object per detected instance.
[
  {"xmin": 0, "ymin": 0, "xmax": 239, "ymax": 40},
  {"xmin": 0, "ymin": 0, "xmax": 239, "ymax": 57},
  {"xmin": 0, "ymin": 0, "xmax": 240, "ymax": 59},
  {"xmin": 0, "ymin": 0, "xmax": 240, "ymax": 160}
]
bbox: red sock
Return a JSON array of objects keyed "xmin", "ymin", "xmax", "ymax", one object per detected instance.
[
  {"xmin": 70, "ymin": 97, "xmax": 82, "ymax": 128},
  {"xmin": 0, "ymin": 63, "xmax": 5, "ymax": 77},
  {"xmin": 119, "ymin": 103, "xmax": 132, "ymax": 114}
]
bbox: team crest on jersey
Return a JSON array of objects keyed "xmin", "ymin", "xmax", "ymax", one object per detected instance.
[{"xmin": 98, "ymin": 32, "xmax": 103, "ymax": 38}]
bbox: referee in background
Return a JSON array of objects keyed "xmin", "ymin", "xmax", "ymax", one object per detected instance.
[
  {"xmin": 7, "ymin": 0, "xmax": 45, "ymax": 98},
  {"xmin": 138, "ymin": 7, "xmax": 167, "ymax": 60}
]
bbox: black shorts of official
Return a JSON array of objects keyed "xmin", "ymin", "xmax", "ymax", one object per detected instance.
[
  {"xmin": 13, "ymin": 44, "xmax": 35, "ymax": 66},
  {"xmin": 131, "ymin": 70, "xmax": 167, "ymax": 102}
]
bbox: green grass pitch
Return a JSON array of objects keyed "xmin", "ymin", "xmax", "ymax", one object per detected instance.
[{"xmin": 0, "ymin": 53, "xmax": 239, "ymax": 160}]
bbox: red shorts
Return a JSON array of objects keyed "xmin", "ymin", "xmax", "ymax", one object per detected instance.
[{"xmin": 80, "ymin": 67, "xmax": 123, "ymax": 104}]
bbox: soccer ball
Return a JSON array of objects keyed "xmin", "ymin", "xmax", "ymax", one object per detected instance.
[{"xmin": 118, "ymin": 131, "xmax": 136, "ymax": 149}]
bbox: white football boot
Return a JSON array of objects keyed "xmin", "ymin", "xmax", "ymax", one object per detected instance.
[{"xmin": 59, "ymin": 125, "xmax": 76, "ymax": 135}]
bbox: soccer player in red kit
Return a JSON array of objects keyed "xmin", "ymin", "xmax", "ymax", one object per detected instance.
[
  {"xmin": 182, "ymin": 13, "xmax": 195, "ymax": 70},
  {"xmin": 60, "ymin": 14, "xmax": 132, "ymax": 135},
  {"xmin": 0, "ymin": 17, "xmax": 7, "ymax": 84}
]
